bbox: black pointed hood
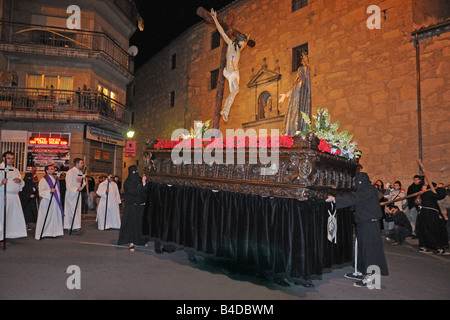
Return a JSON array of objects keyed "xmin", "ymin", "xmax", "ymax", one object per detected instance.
[
  {"xmin": 355, "ymin": 172, "xmax": 371, "ymax": 191},
  {"xmin": 128, "ymin": 165, "xmax": 138, "ymax": 175}
]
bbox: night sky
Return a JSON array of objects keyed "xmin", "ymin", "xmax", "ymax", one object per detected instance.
[{"xmin": 130, "ymin": 0, "xmax": 236, "ymax": 70}]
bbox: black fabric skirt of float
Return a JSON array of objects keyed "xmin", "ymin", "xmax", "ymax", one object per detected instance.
[{"xmin": 144, "ymin": 182, "xmax": 354, "ymax": 285}]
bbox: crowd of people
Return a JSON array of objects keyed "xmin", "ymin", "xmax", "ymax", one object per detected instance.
[
  {"xmin": 373, "ymin": 175, "xmax": 449, "ymax": 255},
  {"xmin": 1, "ymin": 152, "xmax": 125, "ymax": 244},
  {"xmin": 2, "ymin": 151, "xmax": 449, "ymax": 275},
  {"xmin": 326, "ymin": 171, "xmax": 449, "ymax": 288}
]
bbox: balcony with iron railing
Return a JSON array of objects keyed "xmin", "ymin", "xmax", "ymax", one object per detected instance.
[
  {"xmin": 0, "ymin": 20, "xmax": 134, "ymax": 78},
  {"xmin": 0, "ymin": 86, "xmax": 132, "ymax": 129}
]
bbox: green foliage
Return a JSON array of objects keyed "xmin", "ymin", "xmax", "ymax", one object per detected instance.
[{"xmin": 300, "ymin": 107, "xmax": 361, "ymax": 160}]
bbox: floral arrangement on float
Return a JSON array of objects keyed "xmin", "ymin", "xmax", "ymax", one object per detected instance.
[
  {"xmin": 151, "ymin": 107, "xmax": 361, "ymax": 161},
  {"xmin": 152, "ymin": 119, "xmax": 295, "ymax": 150},
  {"xmin": 298, "ymin": 107, "xmax": 362, "ymax": 160}
]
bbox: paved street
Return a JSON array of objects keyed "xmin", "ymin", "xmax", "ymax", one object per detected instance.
[{"xmin": 1, "ymin": 211, "xmax": 449, "ymax": 300}]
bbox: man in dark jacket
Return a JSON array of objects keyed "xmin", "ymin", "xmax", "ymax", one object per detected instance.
[
  {"xmin": 384, "ymin": 205, "xmax": 412, "ymax": 245},
  {"xmin": 327, "ymin": 172, "xmax": 388, "ymax": 287},
  {"xmin": 117, "ymin": 165, "xmax": 148, "ymax": 252},
  {"xmin": 406, "ymin": 175, "xmax": 423, "ymax": 236}
]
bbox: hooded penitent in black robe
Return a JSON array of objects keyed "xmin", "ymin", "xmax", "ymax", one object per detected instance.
[
  {"xmin": 335, "ymin": 172, "xmax": 389, "ymax": 276},
  {"xmin": 117, "ymin": 165, "xmax": 149, "ymax": 246},
  {"xmin": 19, "ymin": 172, "xmax": 38, "ymax": 224},
  {"xmin": 416, "ymin": 186, "xmax": 448, "ymax": 251}
]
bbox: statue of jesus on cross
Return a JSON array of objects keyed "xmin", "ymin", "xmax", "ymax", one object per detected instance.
[{"xmin": 210, "ymin": 8, "xmax": 250, "ymax": 122}]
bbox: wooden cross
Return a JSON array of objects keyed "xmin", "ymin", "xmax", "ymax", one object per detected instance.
[
  {"xmin": 417, "ymin": 159, "xmax": 437, "ymax": 194},
  {"xmin": 197, "ymin": 7, "xmax": 255, "ymax": 129}
]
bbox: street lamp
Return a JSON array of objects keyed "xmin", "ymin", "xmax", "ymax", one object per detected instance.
[{"xmin": 126, "ymin": 130, "xmax": 135, "ymax": 139}]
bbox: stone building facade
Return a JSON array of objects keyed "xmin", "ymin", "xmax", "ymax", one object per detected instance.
[{"xmin": 128, "ymin": 0, "xmax": 449, "ymax": 185}]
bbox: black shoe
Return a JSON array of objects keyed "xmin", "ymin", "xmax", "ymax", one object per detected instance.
[
  {"xmin": 353, "ymin": 274, "xmax": 374, "ymax": 288},
  {"xmin": 292, "ymin": 279, "xmax": 315, "ymax": 287},
  {"xmin": 344, "ymin": 272, "xmax": 363, "ymax": 281},
  {"xmin": 436, "ymin": 249, "xmax": 450, "ymax": 256},
  {"xmin": 419, "ymin": 247, "xmax": 432, "ymax": 253},
  {"xmin": 155, "ymin": 248, "xmax": 162, "ymax": 254}
]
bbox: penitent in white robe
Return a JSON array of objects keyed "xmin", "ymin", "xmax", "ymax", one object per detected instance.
[
  {"xmin": 0, "ymin": 162, "xmax": 27, "ymax": 240},
  {"xmin": 96, "ymin": 180, "xmax": 121, "ymax": 230},
  {"xmin": 35, "ymin": 175, "xmax": 64, "ymax": 240},
  {"xmin": 64, "ymin": 167, "xmax": 85, "ymax": 230}
]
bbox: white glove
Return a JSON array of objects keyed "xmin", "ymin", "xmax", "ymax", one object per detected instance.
[{"xmin": 326, "ymin": 196, "xmax": 335, "ymax": 203}]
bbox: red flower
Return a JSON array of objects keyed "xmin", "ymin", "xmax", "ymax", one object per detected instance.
[
  {"xmin": 279, "ymin": 135, "xmax": 294, "ymax": 148},
  {"xmin": 318, "ymin": 139, "xmax": 331, "ymax": 153}
]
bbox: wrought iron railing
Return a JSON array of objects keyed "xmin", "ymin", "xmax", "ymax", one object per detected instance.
[
  {"xmin": 0, "ymin": 20, "xmax": 133, "ymax": 73},
  {"xmin": 0, "ymin": 86, "xmax": 132, "ymax": 125}
]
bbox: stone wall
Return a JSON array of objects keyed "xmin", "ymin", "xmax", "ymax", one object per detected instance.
[{"xmin": 129, "ymin": 0, "xmax": 449, "ymax": 185}]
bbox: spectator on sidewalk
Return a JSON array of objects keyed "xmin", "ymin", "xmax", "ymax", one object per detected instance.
[
  {"xmin": 407, "ymin": 175, "xmax": 424, "ymax": 236},
  {"xmin": 384, "ymin": 204, "xmax": 412, "ymax": 245},
  {"xmin": 384, "ymin": 180, "xmax": 407, "ymax": 237}
]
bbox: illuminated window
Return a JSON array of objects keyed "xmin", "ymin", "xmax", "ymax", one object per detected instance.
[
  {"xmin": 98, "ymin": 84, "xmax": 118, "ymax": 100},
  {"xmin": 44, "ymin": 75, "xmax": 58, "ymax": 90},
  {"xmin": 59, "ymin": 76, "xmax": 73, "ymax": 91},
  {"xmin": 27, "ymin": 74, "xmax": 73, "ymax": 90},
  {"xmin": 28, "ymin": 74, "xmax": 42, "ymax": 89}
]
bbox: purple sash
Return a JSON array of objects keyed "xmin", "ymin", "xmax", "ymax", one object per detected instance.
[{"xmin": 44, "ymin": 174, "xmax": 64, "ymax": 217}]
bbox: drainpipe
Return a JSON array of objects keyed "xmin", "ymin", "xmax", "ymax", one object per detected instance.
[
  {"xmin": 414, "ymin": 33, "xmax": 423, "ymax": 166},
  {"xmin": 411, "ymin": 20, "xmax": 450, "ymax": 173}
]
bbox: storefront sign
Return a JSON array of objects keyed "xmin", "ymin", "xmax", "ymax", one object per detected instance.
[
  {"xmin": 85, "ymin": 125, "xmax": 126, "ymax": 146},
  {"xmin": 125, "ymin": 140, "xmax": 136, "ymax": 157},
  {"xmin": 27, "ymin": 132, "xmax": 71, "ymax": 171},
  {"xmin": 29, "ymin": 136, "xmax": 69, "ymax": 145}
]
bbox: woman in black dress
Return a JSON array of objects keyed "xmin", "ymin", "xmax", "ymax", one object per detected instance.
[
  {"xmin": 19, "ymin": 172, "xmax": 38, "ymax": 230},
  {"xmin": 117, "ymin": 165, "xmax": 149, "ymax": 251}
]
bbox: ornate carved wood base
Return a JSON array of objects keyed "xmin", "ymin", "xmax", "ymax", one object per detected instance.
[{"xmin": 144, "ymin": 135, "xmax": 360, "ymax": 200}]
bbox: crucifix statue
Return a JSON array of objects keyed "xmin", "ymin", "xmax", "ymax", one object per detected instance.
[{"xmin": 197, "ymin": 7, "xmax": 254, "ymax": 128}]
